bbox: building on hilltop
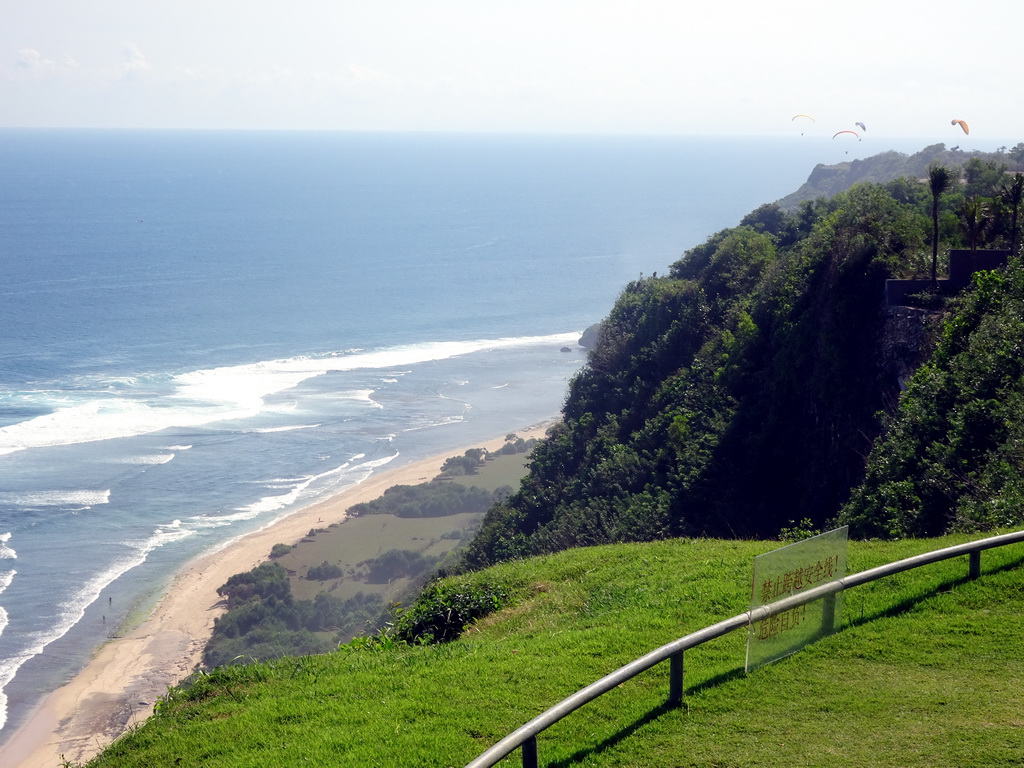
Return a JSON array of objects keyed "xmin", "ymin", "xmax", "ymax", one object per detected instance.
[{"xmin": 885, "ymin": 249, "xmax": 1009, "ymax": 307}]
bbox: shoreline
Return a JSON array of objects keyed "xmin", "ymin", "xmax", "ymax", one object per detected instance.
[{"xmin": 0, "ymin": 423, "xmax": 552, "ymax": 768}]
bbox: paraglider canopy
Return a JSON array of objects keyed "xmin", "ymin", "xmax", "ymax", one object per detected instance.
[
  {"xmin": 832, "ymin": 130, "xmax": 859, "ymax": 140},
  {"xmin": 951, "ymin": 119, "xmax": 970, "ymax": 135},
  {"xmin": 791, "ymin": 114, "xmax": 815, "ymax": 136},
  {"xmin": 855, "ymin": 121, "xmax": 866, "ymax": 132}
]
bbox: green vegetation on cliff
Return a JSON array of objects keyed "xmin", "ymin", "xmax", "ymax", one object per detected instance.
[
  {"xmin": 841, "ymin": 264, "xmax": 1024, "ymax": 537},
  {"xmin": 463, "ymin": 161, "xmax": 1024, "ymax": 569}
]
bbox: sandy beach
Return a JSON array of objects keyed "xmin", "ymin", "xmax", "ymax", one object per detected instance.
[{"xmin": 0, "ymin": 423, "xmax": 551, "ymax": 768}]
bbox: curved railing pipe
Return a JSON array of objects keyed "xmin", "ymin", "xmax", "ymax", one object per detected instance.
[{"xmin": 463, "ymin": 529, "xmax": 1024, "ymax": 768}]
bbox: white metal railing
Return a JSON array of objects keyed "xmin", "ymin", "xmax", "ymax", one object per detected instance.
[{"xmin": 463, "ymin": 529, "xmax": 1024, "ymax": 768}]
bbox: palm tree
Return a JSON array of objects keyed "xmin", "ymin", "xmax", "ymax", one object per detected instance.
[
  {"xmin": 929, "ymin": 165, "xmax": 951, "ymax": 283},
  {"xmin": 959, "ymin": 197, "xmax": 988, "ymax": 252},
  {"xmin": 1001, "ymin": 172, "xmax": 1024, "ymax": 256}
]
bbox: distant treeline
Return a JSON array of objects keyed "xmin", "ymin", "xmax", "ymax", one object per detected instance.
[
  {"xmin": 347, "ymin": 440, "xmax": 534, "ymax": 518},
  {"xmin": 347, "ymin": 481, "xmax": 508, "ymax": 518},
  {"xmin": 206, "ymin": 562, "xmax": 385, "ymax": 667}
]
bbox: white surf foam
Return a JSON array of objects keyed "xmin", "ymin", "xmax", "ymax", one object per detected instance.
[
  {"xmin": 198, "ymin": 452, "xmax": 401, "ymax": 555},
  {"xmin": 351, "ymin": 453, "xmax": 399, "ymax": 472},
  {"xmin": 352, "ymin": 390, "xmax": 383, "ymax": 409},
  {"xmin": 404, "ymin": 411, "xmax": 471, "ymax": 432},
  {"xmin": 118, "ymin": 453, "xmax": 175, "ymax": 465},
  {"xmin": 0, "ymin": 534, "xmax": 13, "ymax": 560},
  {"xmin": 0, "ymin": 518, "xmax": 197, "ymax": 731},
  {"xmin": 240, "ymin": 424, "xmax": 321, "ymax": 434},
  {"xmin": 231, "ymin": 452, "xmax": 396, "ymax": 519},
  {"xmin": 0, "ymin": 490, "xmax": 111, "ymax": 509},
  {"xmin": 0, "ymin": 332, "xmax": 579, "ymax": 456}
]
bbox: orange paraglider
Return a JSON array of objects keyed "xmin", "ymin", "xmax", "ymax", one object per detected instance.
[
  {"xmin": 832, "ymin": 130, "xmax": 859, "ymax": 140},
  {"xmin": 951, "ymin": 119, "xmax": 969, "ymax": 135}
]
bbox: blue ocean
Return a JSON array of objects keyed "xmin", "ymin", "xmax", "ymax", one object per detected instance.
[{"xmin": 0, "ymin": 129, "xmax": 938, "ymax": 742}]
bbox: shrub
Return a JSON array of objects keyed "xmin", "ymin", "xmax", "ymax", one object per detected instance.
[
  {"xmin": 307, "ymin": 560, "xmax": 344, "ymax": 581},
  {"xmin": 394, "ymin": 579, "xmax": 511, "ymax": 643},
  {"xmin": 269, "ymin": 543, "xmax": 292, "ymax": 558}
]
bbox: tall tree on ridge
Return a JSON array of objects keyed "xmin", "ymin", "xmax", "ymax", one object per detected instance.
[
  {"xmin": 960, "ymin": 197, "xmax": 988, "ymax": 252},
  {"xmin": 930, "ymin": 165, "xmax": 951, "ymax": 283},
  {"xmin": 1001, "ymin": 172, "xmax": 1024, "ymax": 256}
]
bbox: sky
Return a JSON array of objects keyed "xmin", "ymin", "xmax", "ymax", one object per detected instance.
[{"xmin": 3, "ymin": 0, "xmax": 1023, "ymax": 143}]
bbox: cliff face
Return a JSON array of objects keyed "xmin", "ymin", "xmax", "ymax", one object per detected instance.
[
  {"xmin": 776, "ymin": 144, "xmax": 1024, "ymax": 210},
  {"xmin": 879, "ymin": 306, "xmax": 943, "ymax": 392},
  {"xmin": 462, "ymin": 183, "xmax": 921, "ymax": 569},
  {"xmin": 578, "ymin": 323, "xmax": 601, "ymax": 350}
]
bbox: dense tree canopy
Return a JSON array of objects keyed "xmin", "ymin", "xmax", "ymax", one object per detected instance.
[
  {"xmin": 840, "ymin": 264, "xmax": 1024, "ymax": 537},
  {"xmin": 461, "ymin": 166, "xmax": 1024, "ymax": 569}
]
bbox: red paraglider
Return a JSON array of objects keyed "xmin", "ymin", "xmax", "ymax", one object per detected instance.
[
  {"xmin": 832, "ymin": 130, "xmax": 859, "ymax": 140},
  {"xmin": 951, "ymin": 119, "xmax": 970, "ymax": 135}
]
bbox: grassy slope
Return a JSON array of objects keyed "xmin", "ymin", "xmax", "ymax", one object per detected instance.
[{"xmin": 86, "ymin": 532, "xmax": 1024, "ymax": 768}]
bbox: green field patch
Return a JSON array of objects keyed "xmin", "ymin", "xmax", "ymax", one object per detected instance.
[
  {"xmin": 447, "ymin": 449, "xmax": 533, "ymax": 493},
  {"xmin": 278, "ymin": 511, "xmax": 484, "ymax": 603}
]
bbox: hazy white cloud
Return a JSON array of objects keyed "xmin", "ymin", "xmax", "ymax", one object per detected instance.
[
  {"xmin": 120, "ymin": 42, "xmax": 150, "ymax": 75},
  {"xmin": 343, "ymin": 63, "xmax": 386, "ymax": 88},
  {"xmin": 15, "ymin": 48, "xmax": 54, "ymax": 72},
  {"xmin": 0, "ymin": 0, "xmax": 1021, "ymax": 141}
]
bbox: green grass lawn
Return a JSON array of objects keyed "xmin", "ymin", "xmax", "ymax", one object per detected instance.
[{"xmin": 86, "ymin": 532, "xmax": 1024, "ymax": 768}]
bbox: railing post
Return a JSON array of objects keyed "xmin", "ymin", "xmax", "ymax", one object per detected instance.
[
  {"xmin": 969, "ymin": 550, "xmax": 981, "ymax": 579},
  {"xmin": 820, "ymin": 593, "xmax": 836, "ymax": 637},
  {"xmin": 668, "ymin": 650, "xmax": 684, "ymax": 708},
  {"xmin": 522, "ymin": 736, "xmax": 538, "ymax": 768}
]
